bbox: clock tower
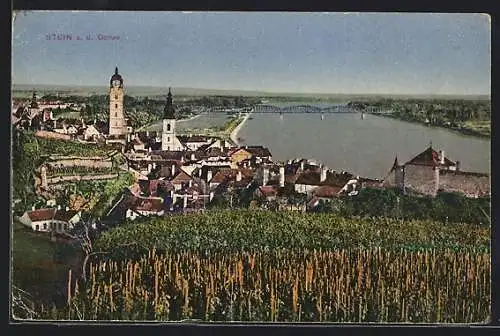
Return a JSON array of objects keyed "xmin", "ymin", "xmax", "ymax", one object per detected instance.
[{"xmin": 108, "ymin": 66, "xmax": 126, "ymax": 136}]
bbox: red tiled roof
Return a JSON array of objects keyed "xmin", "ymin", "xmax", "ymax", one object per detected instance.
[
  {"xmin": 258, "ymin": 186, "xmax": 278, "ymax": 197},
  {"xmin": 313, "ymin": 185, "xmax": 342, "ymax": 198},
  {"xmin": 406, "ymin": 146, "xmax": 455, "ymax": 167},
  {"xmin": 211, "ymin": 168, "xmax": 253, "ymax": 184},
  {"xmin": 211, "ymin": 169, "xmax": 233, "ymax": 183},
  {"xmin": 134, "ymin": 197, "xmax": 164, "ymax": 212},
  {"xmin": 171, "ymin": 170, "xmax": 192, "ymax": 184},
  {"xmin": 27, "ymin": 208, "xmax": 56, "ymax": 222}
]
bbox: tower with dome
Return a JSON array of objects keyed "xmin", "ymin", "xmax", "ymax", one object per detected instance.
[{"xmin": 108, "ymin": 66, "xmax": 127, "ymax": 136}]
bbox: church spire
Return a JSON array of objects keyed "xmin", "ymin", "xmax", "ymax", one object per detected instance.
[
  {"xmin": 115, "ymin": 66, "xmax": 119, "ymax": 75},
  {"xmin": 392, "ymin": 156, "xmax": 399, "ymax": 170},
  {"xmin": 164, "ymin": 87, "xmax": 175, "ymax": 119}
]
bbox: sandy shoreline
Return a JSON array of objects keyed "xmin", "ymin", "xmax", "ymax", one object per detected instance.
[
  {"xmin": 230, "ymin": 113, "xmax": 252, "ymax": 146},
  {"xmin": 177, "ymin": 113, "xmax": 203, "ymax": 123}
]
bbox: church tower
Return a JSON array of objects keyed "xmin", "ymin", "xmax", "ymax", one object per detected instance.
[
  {"xmin": 162, "ymin": 87, "xmax": 179, "ymax": 151},
  {"xmin": 108, "ymin": 66, "xmax": 126, "ymax": 136}
]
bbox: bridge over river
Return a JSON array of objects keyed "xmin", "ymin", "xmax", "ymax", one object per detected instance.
[{"xmin": 252, "ymin": 104, "xmax": 391, "ymax": 114}]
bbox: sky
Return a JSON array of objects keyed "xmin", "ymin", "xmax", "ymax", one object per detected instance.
[{"xmin": 12, "ymin": 11, "xmax": 491, "ymax": 95}]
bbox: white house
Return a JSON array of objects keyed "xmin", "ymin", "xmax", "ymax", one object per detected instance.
[
  {"xmin": 108, "ymin": 195, "xmax": 165, "ymax": 221},
  {"xmin": 294, "ymin": 168, "xmax": 354, "ymax": 196},
  {"xmin": 83, "ymin": 125, "xmax": 101, "ymax": 140},
  {"xmin": 18, "ymin": 207, "xmax": 82, "ymax": 233}
]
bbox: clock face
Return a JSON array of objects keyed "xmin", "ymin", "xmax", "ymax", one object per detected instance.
[{"xmin": 112, "ymin": 79, "xmax": 121, "ymax": 87}]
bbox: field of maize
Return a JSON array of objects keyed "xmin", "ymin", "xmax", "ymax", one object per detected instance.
[{"xmin": 65, "ymin": 210, "xmax": 490, "ymax": 322}]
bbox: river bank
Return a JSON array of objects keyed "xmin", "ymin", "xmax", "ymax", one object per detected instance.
[
  {"xmin": 370, "ymin": 113, "xmax": 491, "ymax": 140},
  {"xmin": 138, "ymin": 113, "xmax": 204, "ymax": 131},
  {"xmin": 230, "ymin": 113, "xmax": 251, "ymax": 146}
]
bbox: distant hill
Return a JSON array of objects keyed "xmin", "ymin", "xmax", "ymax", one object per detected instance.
[{"xmin": 11, "ymin": 84, "xmax": 490, "ymax": 101}]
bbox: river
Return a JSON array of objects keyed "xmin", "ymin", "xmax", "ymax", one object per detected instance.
[{"xmin": 236, "ymin": 112, "xmax": 491, "ymax": 179}]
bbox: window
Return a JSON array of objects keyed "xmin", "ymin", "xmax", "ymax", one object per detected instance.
[
  {"xmin": 167, "ymin": 136, "xmax": 170, "ymax": 142},
  {"xmin": 115, "ymin": 111, "xmax": 117, "ymax": 117},
  {"xmin": 35, "ymin": 225, "xmax": 39, "ymax": 231},
  {"xmin": 58, "ymin": 223, "xmax": 62, "ymax": 231},
  {"xmin": 115, "ymin": 103, "xmax": 118, "ymax": 109},
  {"xmin": 43, "ymin": 223, "xmax": 47, "ymax": 230},
  {"xmin": 115, "ymin": 95, "xmax": 118, "ymax": 100},
  {"xmin": 63, "ymin": 224, "xmax": 67, "ymax": 231},
  {"xmin": 167, "ymin": 123, "xmax": 171, "ymax": 131}
]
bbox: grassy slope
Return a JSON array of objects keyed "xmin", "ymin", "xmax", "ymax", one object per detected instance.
[
  {"xmin": 12, "ymin": 220, "xmax": 84, "ymax": 309},
  {"xmin": 12, "ymin": 221, "xmax": 63, "ymax": 305}
]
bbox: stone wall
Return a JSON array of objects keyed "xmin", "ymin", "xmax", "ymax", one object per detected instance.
[
  {"xmin": 48, "ymin": 158, "xmax": 112, "ymax": 169},
  {"xmin": 438, "ymin": 171, "xmax": 490, "ymax": 197},
  {"xmin": 35, "ymin": 130, "xmax": 71, "ymax": 141},
  {"xmin": 382, "ymin": 170, "xmax": 396, "ymax": 188},
  {"xmin": 46, "ymin": 173, "xmax": 118, "ymax": 184},
  {"xmin": 404, "ymin": 164, "xmax": 438, "ymax": 196}
]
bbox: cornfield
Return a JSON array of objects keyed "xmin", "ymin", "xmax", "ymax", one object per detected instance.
[{"xmin": 67, "ymin": 247, "xmax": 490, "ymax": 322}]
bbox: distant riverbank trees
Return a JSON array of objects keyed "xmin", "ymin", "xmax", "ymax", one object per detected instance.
[{"xmin": 350, "ymin": 98, "xmax": 491, "ymax": 137}]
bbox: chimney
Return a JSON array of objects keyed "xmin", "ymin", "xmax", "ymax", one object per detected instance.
[
  {"xmin": 279, "ymin": 166, "xmax": 285, "ymax": 187},
  {"xmin": 300, "ymin": 161, "xmax": 305, "ymax": 171},
  {"xmin": 171, "ymin": 164, "xmax": 176, "ymax": 176},
  {"xmin": 439, "ymin": 150, "xmax": 445, "ymax": 165},
  {"xmin": 456, "ymin": 161, "xmax": 460, "ymax": 171},
  {"xmin": 263, "ymin": 167, "xmax": 269, "ymax": 186},
  {"xmin": 320, "ymin": 166, "xmax": 327, "ymax": 183},
  {"xmin": 236, "ymin": 170, "xmax": 242, "ymax": 182},
  {"xmin": 183, "ymin": 195, "xmax": 188, "ymax": 209},
  {"xmin": 207, "ymin": 169, "xmax": 213, "ymax": 182}
]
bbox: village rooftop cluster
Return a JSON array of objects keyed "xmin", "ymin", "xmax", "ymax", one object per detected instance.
[{"xmin": 12, "ymin": 68, "xmax": 490, "ymax": 237}]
